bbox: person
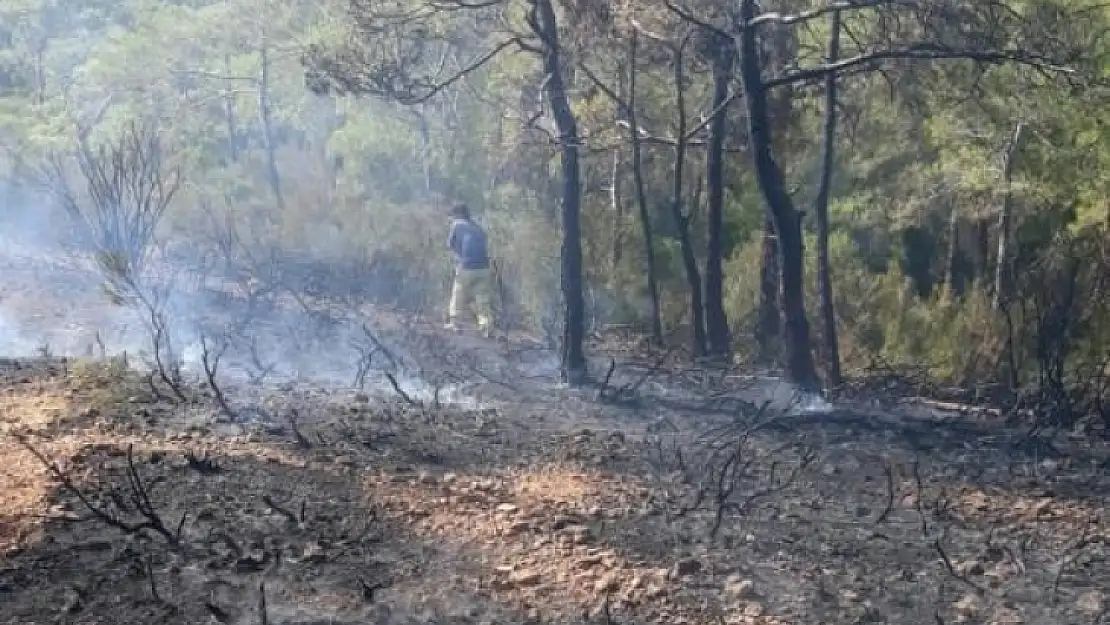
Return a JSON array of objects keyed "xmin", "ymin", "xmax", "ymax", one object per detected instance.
[{"xmin": 445, "ymin": 202, "xmax": 493, "ymax": 337}]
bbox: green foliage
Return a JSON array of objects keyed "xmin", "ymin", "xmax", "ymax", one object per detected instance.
[{"xmin": 1, "ymin": 0, "xmax": 1108, "ymax": 397}]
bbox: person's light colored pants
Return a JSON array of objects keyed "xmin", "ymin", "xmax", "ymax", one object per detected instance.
[{"xmin": 449, "ymin": 267, "xmax": 493, "ymax": 331}]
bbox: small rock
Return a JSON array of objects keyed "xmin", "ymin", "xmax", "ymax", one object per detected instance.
[
  {"xmin": 674, "ymin": 558, "xmax": 702, "ymax": 576},
  {"xmin": 954, "ymin": 593, "xmax": 982, "ymax": 621},
  {"xmin": 418, "ymin": 471, "xmax": 438, "ymax": 485},
  {"xmin": 960, "ymin": 560, "xmax": 985, "ymax": 576},
  {"xmin": 442, "ymin": 472, "xmax": 458, "ymax": 484},
  {"xmin": 595, "ymin": 572, "xmax": 621, "ymax": 593},
  {"xmin": 1077, "ymin": 590, "xmax": 1104, "ymax": 614},
  {"xmin": 333, "ymin": 455, "xmax": 356, "ymax": 467},
  {"xmin": 507, "ymin": 521, "xmax": 532, "ymax": 535},
  {"xmin": 496, "ymin": 503, "xmax": 519, "ymax": 514},
  {"xmin": 742, "ymin": 602, "xmax": 764, "ymax": 618},
  {"xmin": 574, "ymin": 555, "xmax": 604, "ymax": 569},
  {"xmin": 510, "ymin": 569, "xmax": 542, "ymax": 587},
  {"xmin": 301, "ymin": 542, "xmax": 327, "ymax": 564},
  {"xmin": 840, "ymin": 589, "xmax": 861, "ymax": 603},
  {"xmin": 725, "ymin": 577, "xmax": 756, "ymax": 598}
]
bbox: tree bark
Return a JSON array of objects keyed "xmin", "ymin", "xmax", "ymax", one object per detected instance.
[
  {"xmin": 757, "ymin": 215, "xmax": 781, "ymax": 365},
  {"xmin": 258, "ymin": 38, "xmax": 285, "ymax": 211},
  {"xmin": 814, "ymin": 9, "xmax": 842, "ymax": 388},
  {"xmin": 669, "ymin": 40, "xmax": 707, "ymax": 356},
  {"xmin": 610, "ymin": 147, "xmax": 623, "ymax": 269},
  {"xmin": 737, "ymin": 0, "xmax": 820, "ymax": 390},
  {"xmin": 626, "ymin": 32, "xmax": 663, "ymax": 344},
  {"xmin": 992, "ymin": 121, "xmax": 1024, "ymax": 310},
  {"xmin": 534, "ymin": 0, "xmax": 587, "ymax": 383},
  {"xmin": 704, "ymin": 33, "xmax": 734, "ymax": 358}
]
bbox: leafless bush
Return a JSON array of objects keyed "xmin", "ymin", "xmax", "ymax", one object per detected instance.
[
  {"xmin": 17, "ymin": 437, "xmax": 185, "ymax": 549},
  {"xmin": 37, "ymin": 120, "xmax": 187, "ymax": 397},
  {"xmin": 651, "ymin": 402, "xmax": 817, "ymax": 538},
  {"xmin": 39, "ymin": 120, "xmax": 179, "ymax": 281}
]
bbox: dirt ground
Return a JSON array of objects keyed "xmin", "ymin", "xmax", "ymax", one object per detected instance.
[{"xmin": 1, "ymin": 237, "xmax": 1109, "ymax": 625}]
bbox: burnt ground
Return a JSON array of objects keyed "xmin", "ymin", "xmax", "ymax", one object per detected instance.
[{"xmin": 1, "ymin": 237, "xmax": 1110, "ymax": 625}]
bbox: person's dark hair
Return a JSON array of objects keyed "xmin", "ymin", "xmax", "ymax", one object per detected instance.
[{"xmin": 449, "ymin": 202, "xmax": 470, "ymax": 220}]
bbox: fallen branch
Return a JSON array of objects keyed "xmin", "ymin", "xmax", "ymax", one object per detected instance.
[
  {"xmin": 934, "ymin": 533, "xmax": 986, "ymax": 595},
  {"xmin": 16, "ymin": 437, "xmax": 182, "ymax": 549},
  {"xmin": 262, "ymin": 495, "xmax": 300, "ymax": 526}
]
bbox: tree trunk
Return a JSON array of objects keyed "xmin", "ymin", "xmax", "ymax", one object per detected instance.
[
  {"xmin": 992, "ymin": 121, "xmax": 1024, "ymax": 310},
  {"xmin": 258, "ymin": 39, "xmax": 285, "ymax": 211},
  {"xmin": 610, "ymin": 147, "xmax": 623, "ymax": 268},
  {"xmin": 814, "ymin": 9, "xmax": 842, "ymax": 389},
  {"xmin": 670, "ymin": 41, "xmax": 707, "ymax": 356},
  {"xmin": 737, "ymin": 0, "xmax": 820, "ymax": 390},
  {"xmin": 535, "ymin": 0, "xmax": 587, "ymax": 383},
  {"xmin": 757, "ymin": 215, "xmax": 781, "ymax": 365},
  {"xmin": 704, "ymin": 33, "xmax": 734, "ymax": 359},
  {"xmin": 945, "ymin": 205, "xmax": 960, "ymax": 294},
  {"xmin": 626, "ymin": 32, "xmax": 664, "ymax": 344},
  {"xmin": 224, "ymin": 54, "xmax": 239, "ymax": 163}
]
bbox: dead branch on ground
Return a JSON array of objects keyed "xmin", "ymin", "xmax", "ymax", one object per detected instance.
[
  {"xmin": 652, "ymin": 402, "xmax": 817, "ymax": 537},
  {"xmin": 596, "ymin": 348, "xmax": 675, "ymax": 405},
  {"xmin": 16, "ymin": 437, "xmax": 183, "ymax": 549}
]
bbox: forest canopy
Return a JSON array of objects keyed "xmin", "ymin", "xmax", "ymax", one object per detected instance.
[{"xmin": 1, "ymin": 0, "xmax": 1108, "ymax": 407}]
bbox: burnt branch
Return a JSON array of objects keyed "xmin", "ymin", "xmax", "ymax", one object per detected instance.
[
  {"xmin": 200, "ymin": 335, "xmax": 235, "ymax": 420},
  {"xmin": 16, "ymin": 437, "xmax": 182, "ymax": 549},
  {"xmin": 385, "ymin": 372, "xmax": 419, "ymax": 406}
]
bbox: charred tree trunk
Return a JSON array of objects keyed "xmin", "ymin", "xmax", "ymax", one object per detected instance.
[
  {"xmin": 704, "ymin": 33, "xmax": 734, "ymax": 358},
  {"xmin": 626, "ymin": 32, "xmax": 663, "ymax": 344},
  {"xmin": 992, "ymin": 122, "xmax": 1024, "ymax": 310},
  {"xmin": 945, "ymin": 205, "xmax": 960, "ymax": 294},
  {"xmin": 670, "ymin": 39, "xmax": 707, "ymax": 356},
  {"xmin": 534, "ymin": 0, "xmax": 587, "ymax": 383},
  {"xmin": 737, "ymin": 0, "xmax": 820, "ymax": 390},
  {"xmin": 757, "ymin": 215, "xmax": 781, "ymax": 364},
  {"xmin": 610, "ymin": 147, "xmax": 624, "ymax": 269},
  {"xmin": 813, "ymin": 9, "xmax": 842, "ymax": 388},
  {"xmin": 258, "ymin": 39, "xmax": 285, "ymax": 211}
]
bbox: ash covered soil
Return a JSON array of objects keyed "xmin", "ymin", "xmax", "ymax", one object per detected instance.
[{"xmin": 2, "ymin": 240, "xmax": 1110, "ymax": 625}]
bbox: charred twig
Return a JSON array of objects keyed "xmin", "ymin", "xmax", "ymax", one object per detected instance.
[
  {"xmin": 876, "ymin": 462, "xmax": 895, "ymax": 524},
  {"xmin": 246, "ymin": 336, "xmax": 277, "ymax": 385},
  {"xmin": 1052, "ymin": 528, "xmax": 1093, "ymax": 602},
  {"xmin": 385, "ymin": 373, "xmax": 419, "ymax": 406},
  {"xmin": 935, "ymin": 533, "xmax": 986, "ymax": 594},
  {"xmin": 16, "ymin": 437, "xmax": 181, "ymax": 549},
  {"xmin": 184, "ymin": 450, "xmax": 220, "ymax": 474},
  {"xmin": 262, "ymin": 495, "xmax": 300, "ymax": 526},
  {"xmin": 359, "ymin": 578, "xmax": 387, "ymax": 602},
  {"xmin": 258, "ymin": 581, "xmax": 269, "ymax": 625},
  {"xmin": 288, "ymin": 410, "xmax": 312, "ymax": 449},
  {"xmin": 911, "ymin": 459, "xmax": 928, "ymax": 536},
  {"xmin": 205, "ymin": 602, "xmax": 232, "ymax": 624},
  {"xmin": 201, "ymin": 335, "xmax": 235, "ymax": 419},
  {"xmin": 145, "ymin": 554, "xmax": 161, "ymax": 602},
  {"xmin": 595, "ymin": 358, "xmax": 618, "ymax": 401}
]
